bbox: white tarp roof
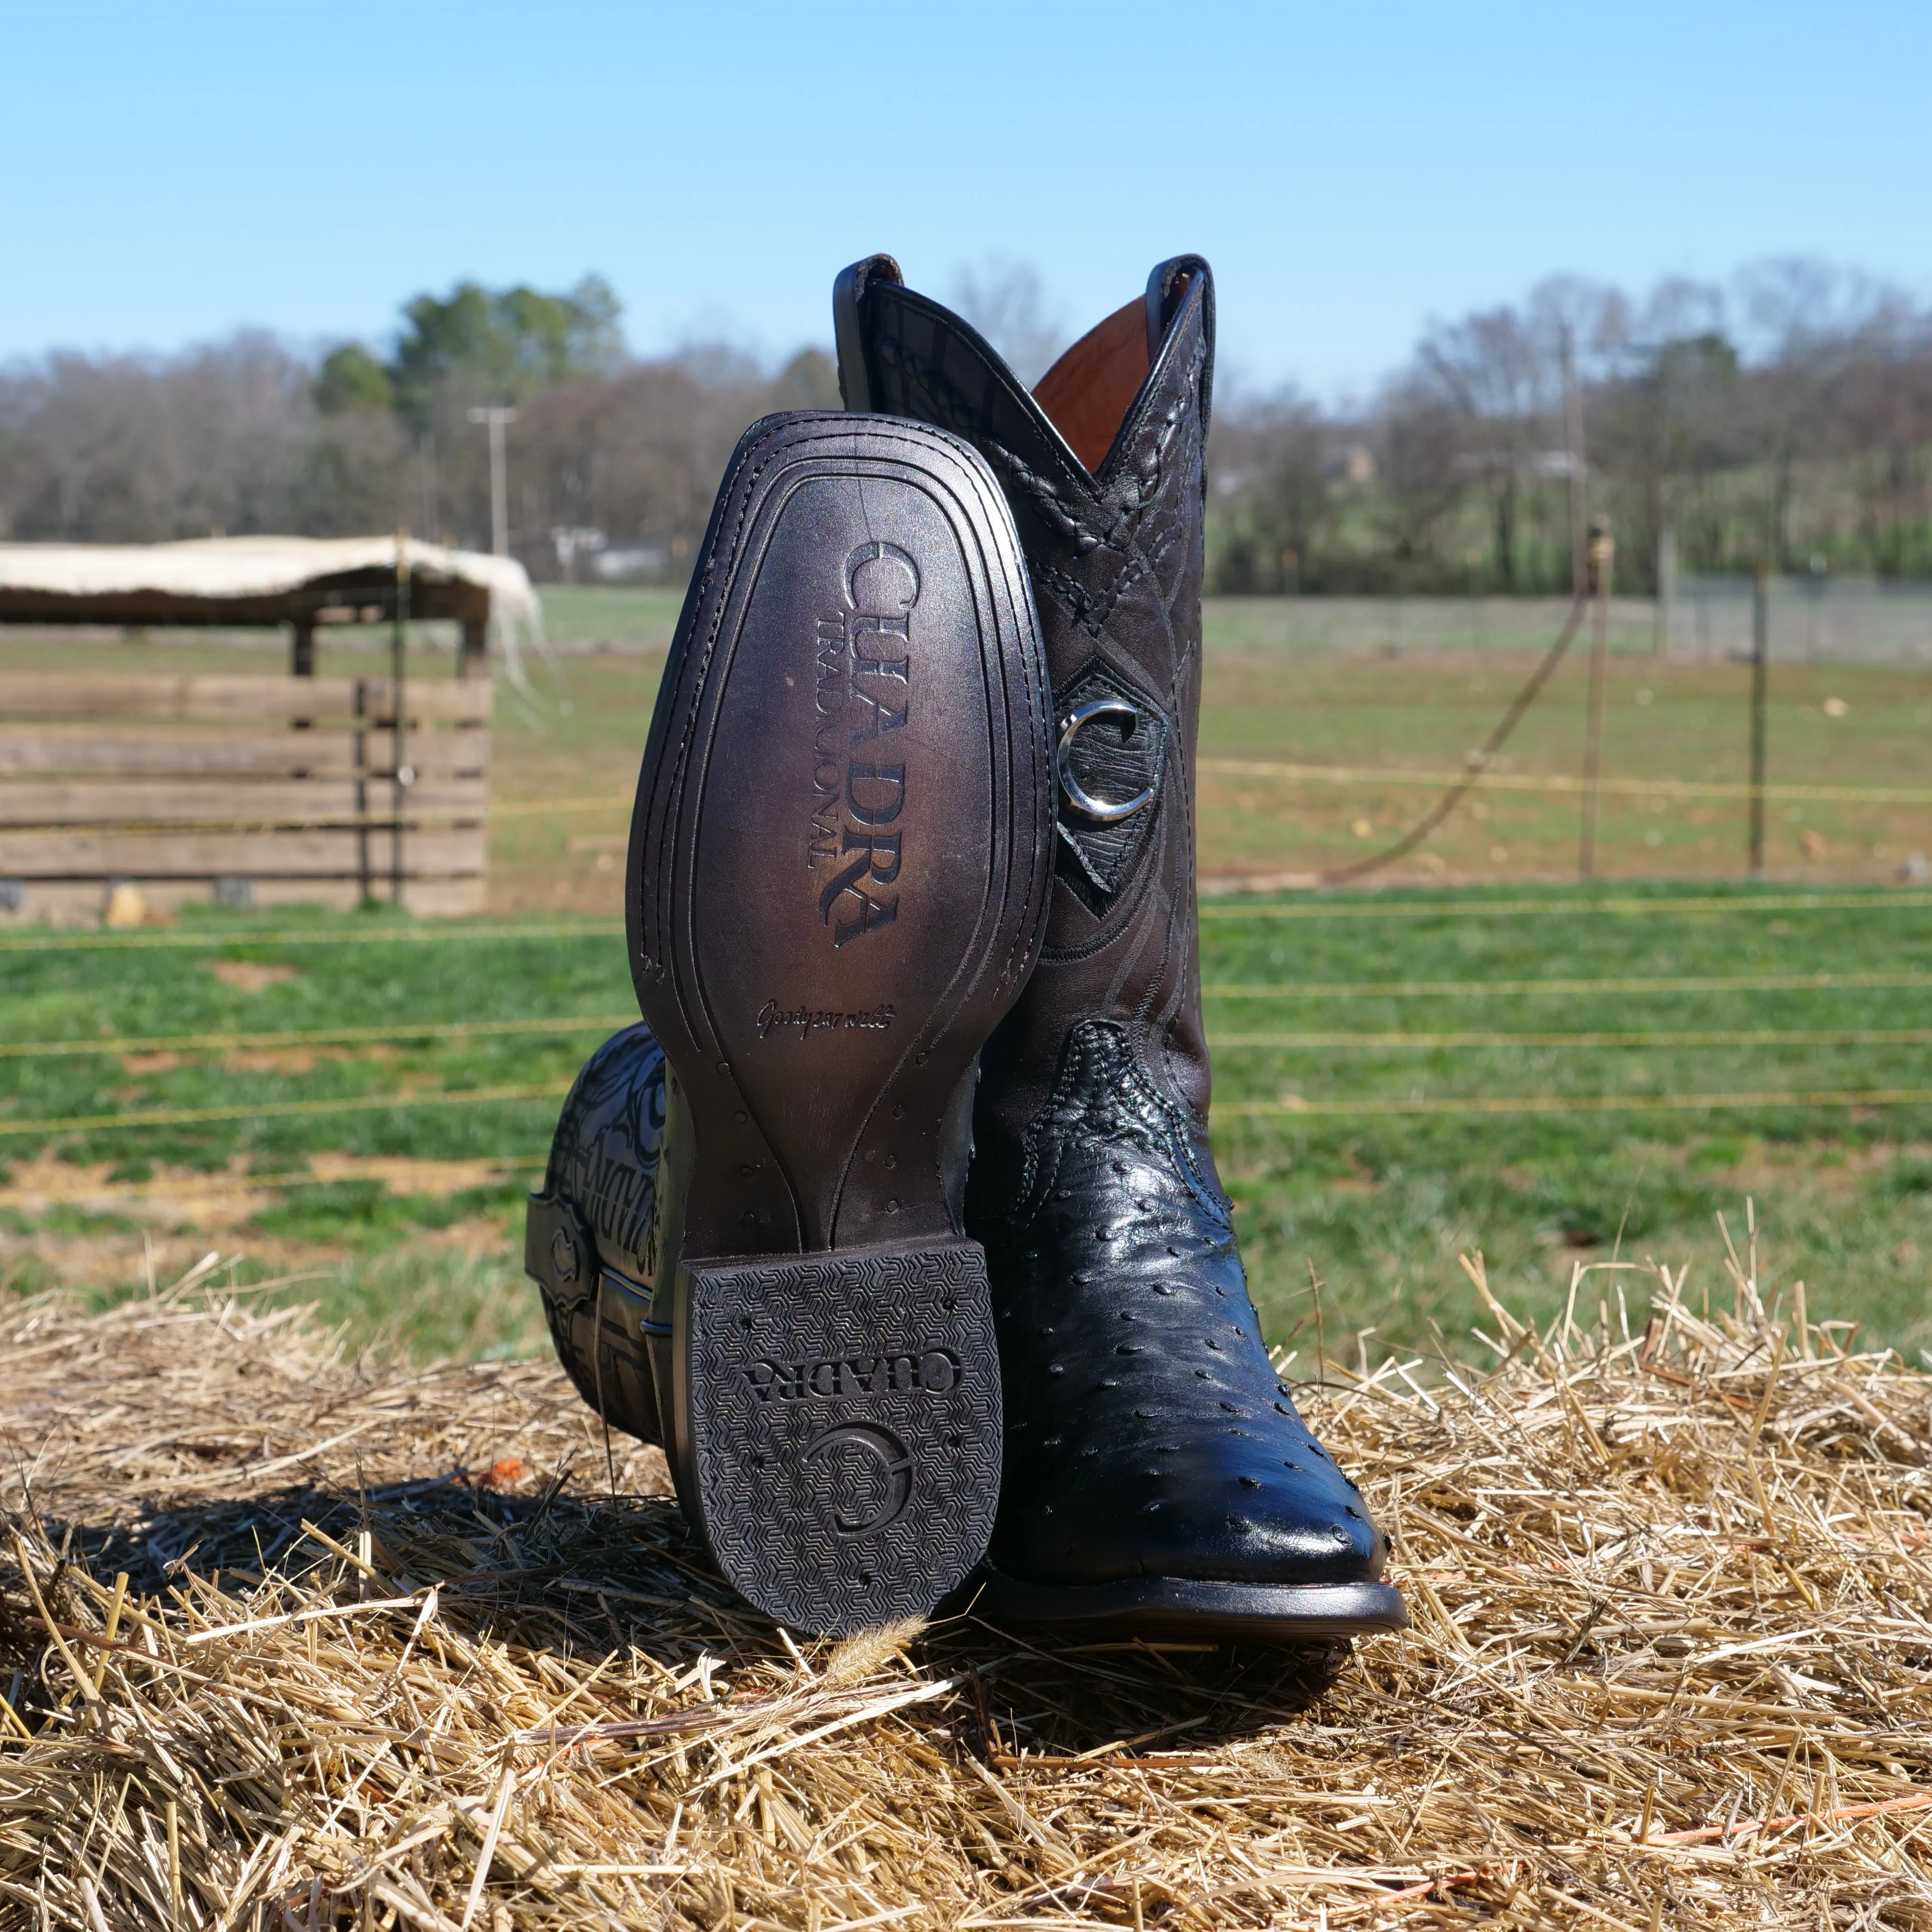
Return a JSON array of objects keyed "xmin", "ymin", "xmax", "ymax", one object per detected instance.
[{"xmin": 0, "ymin": 535, "xmax": 543, "ymax": 640}]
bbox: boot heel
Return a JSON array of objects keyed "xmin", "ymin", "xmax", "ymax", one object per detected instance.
[{"xmin": 677, "ymin": 1235, "xmax": 999, "ymax": 1635}]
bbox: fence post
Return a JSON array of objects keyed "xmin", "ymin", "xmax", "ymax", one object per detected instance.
[
  {"xmin": 1654, "ymin": 525, "xmax": 1676, "ymax": 658},
  {"xmin": 393, "ymin": 529, "xmax": 411, "ymax": 907},
  {"xmin": 1749, "ymin": 564, "xmax": 1770, "ymax": 877},
  {"xmin": 1579, "ymin": 525, "xmax": 1614, "ymax": 881}
]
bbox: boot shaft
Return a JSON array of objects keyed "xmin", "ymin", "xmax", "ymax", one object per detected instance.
[{"xmin": 834, "ymin": 257, "xmax": 1217, "ymax": 1162}]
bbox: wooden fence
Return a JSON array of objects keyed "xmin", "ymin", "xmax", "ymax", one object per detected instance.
[{"xmin": 0, "ymin": 671, "xmax": 491, "ymax": 924}]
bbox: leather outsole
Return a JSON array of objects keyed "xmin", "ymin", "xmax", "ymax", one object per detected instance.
[{"xmin": 626, "ymin": 410, "xmax": 1052, "ymax": 1635}]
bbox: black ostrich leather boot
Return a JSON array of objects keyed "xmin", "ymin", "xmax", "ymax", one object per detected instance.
[
  {"xmin": 834, "ymin": 256, "xmax": 1405, "ymax": 1640},
  {"xmin": 526, "ymin": 1022, "xmax": 670, "ymax": 1449}
]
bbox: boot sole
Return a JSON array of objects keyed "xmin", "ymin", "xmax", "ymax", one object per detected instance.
[
  {"xmin": 630, "ymin": 412, "xmax": 1053, "ymax": 1635},
  {"xmin": 980, "ymin": 1571, "xmax": 1409, "ymax": 1644}
]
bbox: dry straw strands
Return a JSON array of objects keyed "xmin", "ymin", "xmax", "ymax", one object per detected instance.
[{"xmin": 0, "ymin": 1239, "xmax": 1927, "ymax": 1928}]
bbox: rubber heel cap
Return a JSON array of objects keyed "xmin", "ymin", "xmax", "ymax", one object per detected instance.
[{"xmin": 680, "ymin": 1237, "xmax": 1000, "ymax": 1636}]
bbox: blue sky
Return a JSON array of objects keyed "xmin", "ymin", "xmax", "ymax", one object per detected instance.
[{"xmin": 4, "ymin": 0, "xmax": 1927, "ymax": 400}]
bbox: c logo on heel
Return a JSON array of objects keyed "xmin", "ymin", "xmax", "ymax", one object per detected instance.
[{"xmin": 803, "ymin": 1423, "xmax": 914, "ymax": 1535}]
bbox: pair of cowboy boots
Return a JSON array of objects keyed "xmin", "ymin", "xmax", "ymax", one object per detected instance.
[{"xmin": 525, "ymin": 255, "xmax": 1404, "ymax": 1643}]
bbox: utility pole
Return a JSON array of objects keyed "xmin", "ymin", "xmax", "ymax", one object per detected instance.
[
  {"xmin": 1578, "ymin": 524, "xmax": 1614, "ymax": 881},
  {"xmin": 1562, "ymin": 325, "xmax": 1588, "ymax": 601},
  {"xmin": 416, "ymin": 434, "xmax": 440, "ymax": 547},
  {"xmin": 467, "ymin": 405, "xmax": 519, "ymax": 557},
  {"xmin": 1749, "ymin": 563, "xmax": 1770, "ymax": 877}
]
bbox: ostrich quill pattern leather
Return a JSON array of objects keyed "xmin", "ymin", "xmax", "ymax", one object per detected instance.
[
  {"xmin": 526, "ymin": 1023, "xmax": 669, "ymax": 1447},
  {"xmin": 838, "ymin": 258, "xmax": 1397, "ymax": 1618}
]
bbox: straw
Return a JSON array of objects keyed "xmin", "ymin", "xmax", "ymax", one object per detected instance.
[{"xmin": 0, "ymin": 1239, "xmax": 1926, "ymax": 1928}]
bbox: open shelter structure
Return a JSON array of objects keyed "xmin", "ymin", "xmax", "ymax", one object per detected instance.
[{"xmin": 0, "ymin": 537, "xmax": 542, "ymax": 923}]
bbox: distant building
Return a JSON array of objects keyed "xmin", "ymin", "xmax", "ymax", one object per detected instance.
[
  {"xmin": 551, "ymin": 527, "xmax": 607, "ymax": 579},
  {"xmin": 1321, "ymin": 444, "xmax": 1377, "ymax": 485},
  {"xmin": 592, "ymin": 546, "xmax": 669, "ymax": 582}
]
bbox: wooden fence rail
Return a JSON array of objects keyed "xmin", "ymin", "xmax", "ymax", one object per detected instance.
[{"xmin": 0, "ymin": 672, "xmax": 491, "ymax": 924}]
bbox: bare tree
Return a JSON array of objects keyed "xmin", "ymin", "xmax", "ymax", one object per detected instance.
[
  {"xmin": 511, "ymin": 349, "xmax": 839, "ymax": 575},
  {"xmin": 0, "ymin": 286, "xmax": 841, "ymax": 579},
  {"xmin": 1206, "ymin": 386, "xmax": 1328, "ymax": 592},
  {"xmin": 1371, "ymin": 376, "xmax": 1468, "ymax": 570},
  {"xmin": 0, "ymin": 334, "xmax": 313, "ymax": 541},
  {"xmin": 1731, "ymin": 257, "xmax": 1907, "ymax": 566},
  {"xmin": 948, "ymin": 256, "xmax": 1069, "ymax": 389},
  {"xmin": 1589, "ymin": 279, "xmax": 1740, "ymax": 586},
  {"xmin": 1837, "ymin": 311, "xmax": 1932, "ymax": 576},
  {"xmin": 1415, "ymin": 306, "xmax": 1550, "ymax": 588},
  {"xmin": 5, "ymin": 258, "xmax": 1931, "ymax": 596}
]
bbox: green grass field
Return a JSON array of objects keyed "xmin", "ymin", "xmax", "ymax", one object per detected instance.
[
  {"xmin": 3, "ymin": 589, "xmax": 1929, "ymax": 1369},
  {"xmin": 2, "ymin": 886, "xmax": 1928, "ymax": 1370}
]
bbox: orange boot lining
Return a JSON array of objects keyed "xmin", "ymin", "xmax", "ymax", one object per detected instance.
[{"xmin": 1032, "ymin": 297, "xmax": 1149, "ymax": 476}]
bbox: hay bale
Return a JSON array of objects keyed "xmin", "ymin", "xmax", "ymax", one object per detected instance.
[{"xmin": 0, "ymin": 1242, "xmax": 1927, "ymax": 1929}]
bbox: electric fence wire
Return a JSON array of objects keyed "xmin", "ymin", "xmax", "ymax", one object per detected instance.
[
  {"xmin": 4, "ymin": 1080, "xmax": 1931, "ymax": 1143},
  {"xmin": 7, "ymin": 887, "xmax": 1931, "ymax": 953},
  {"xmin": 1313, "ymin": 594, "xmax": 1588, "ymax": 884}
]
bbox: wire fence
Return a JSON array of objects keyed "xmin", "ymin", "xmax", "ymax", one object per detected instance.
[
  {"xmin": 1203, "ymin": 971, "xmax": 1932, "ymax": 1000},
  {"xmin": 1670, "ymin": 574, "xmax": 1932, "ymax": 665},
  {"xmin": 5, "ymin": 889, "xmax": 1931, "ymax": 1143},
  {"xmin": 7, "ymin": 1014, "xmax": 1928, "ymax": 1063},
  {"xmin": 5, "ymin": 888, "xmax": 1931, "ymax": 953},
  {"xmin": 7, "ymin": 595, "xmax": 1928, "ymax": 1162},
  {"xmin": 1200, "ymin": 891, "xmax": 1932, "ymax": 921},
  {"xmin": 5, "ymin": 990, "xmax": 1931, "ymax": 1139},
  {"xmin": 0, "ymin": 920, "xmax": 623, "ymax": 955},
  {"xmin": 1224, "ymin": 584, "xmax": 1932, "ymax": 664},
  {"xmin": 5, "ymin": 1080, "xmax": 1930, "ymax": 1144},
  {"xmin": 1200, "ymin": 758, "xmax": 1932, "ymax": 808},
  {"xmin": 1219, "ymin": 1088, "xmax": 1932, "ymax": 1120},
  {"xmin": 0, "ymin": 1084, "xmax": 573, "ymax": 1140}
]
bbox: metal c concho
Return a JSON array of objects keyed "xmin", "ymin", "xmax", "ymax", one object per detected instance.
[{"xmin": 1055, "ymin": 699, "xmax": 1155, "ymax": 824}]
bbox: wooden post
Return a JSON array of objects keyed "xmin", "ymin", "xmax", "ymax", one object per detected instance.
[
  {"xmin": 1654, "ymin": 525, "xmax": 1677, "ymax": 659},
  {"xmin": 1578, "ymin": 525, "xmax": 1614, "ymax": 881},
  {"xmin": 290, "ymin": 619, "xmax": 315, "ymax": 678},
  {"xmin": 393, "ymin": 531, "xmax": 410, "ymax": 906},
  {"xmin": 1749, "ymin": 564, "xmax": 1770, "ymax": 876},
  {"xmin": 459, "ymin": 613, "xmax": 488, "ymax": 680},
  {"xmin": 353, "ymin": 679, "xmax": 372, "ymax": 905}
]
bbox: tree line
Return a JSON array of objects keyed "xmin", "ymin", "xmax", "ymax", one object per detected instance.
[
  {"xmin": 1, "ymin": 261, "xmax": 1927, "ymax": 594},
  {"xmin": 1214, "ymin": 259, "xmax": 1932, "ymax": 594},
  {"xmin": 0, "ymin": 277, "xmax": 840, "ymax": 585}
]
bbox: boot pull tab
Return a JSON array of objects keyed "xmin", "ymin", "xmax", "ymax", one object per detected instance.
[
  {"xmin": 1143, "ymin": 255, "xmax": 1216, "ymax": 433},
  {"xmin": 833, "ymin": 254, "xmax": 904, "ymax": 410}
]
